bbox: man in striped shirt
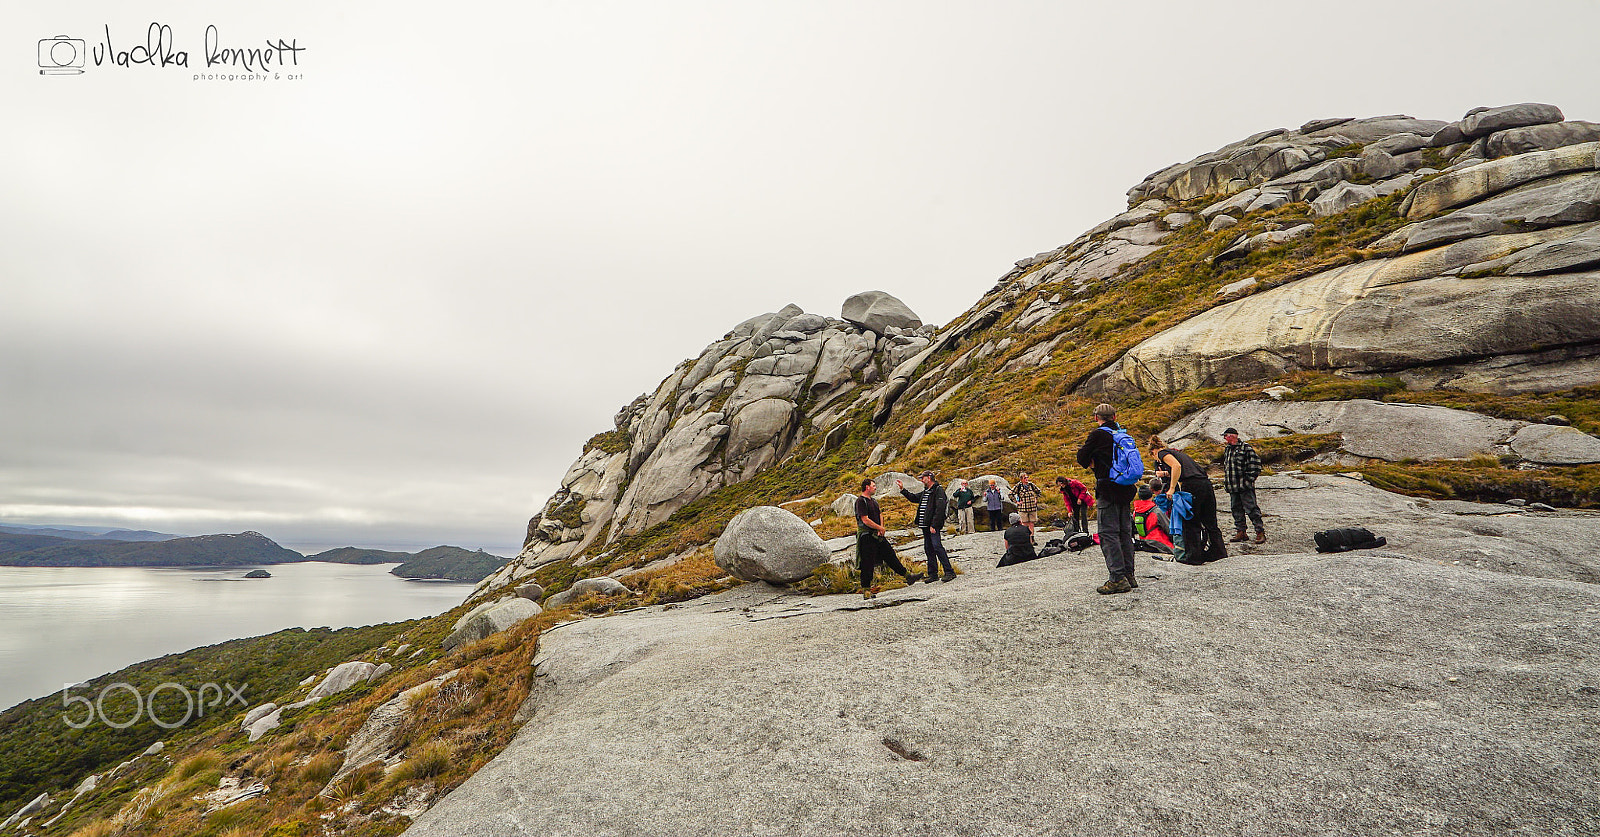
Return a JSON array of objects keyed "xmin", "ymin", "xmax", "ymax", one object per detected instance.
[{"xmin": 898, "ymin": 471, "xmax": 956, "ymax": 583}]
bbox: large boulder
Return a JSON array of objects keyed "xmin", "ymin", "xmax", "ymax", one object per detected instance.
[
  {"xmin": 873, "ymin": 472, "xmax": 922, "ymax": 498},
  {"xmin": 713, "ymin": 506, "xmax": 830, "ymax": 584},
  {"xmin": 308, "ymin": 661, "xmax": 379, "ymax": 700},
  {"xmin": 1459, "ymin": 103, "xmax": 1564, "ymax": 140},
  {"xmin": 442, "ymin": 598, "xmax": 542, "ymax": 652},
  {"xmin": 545, "ymin": 578, "xmax": 630, "ymax": 609},
  {"xmin": 1310, "ymin": 181, "xmax": 1379, "ymax": 216},
  {"xmin": 841, "ymin": 291, "xmax": 922, "ymax": 335}
]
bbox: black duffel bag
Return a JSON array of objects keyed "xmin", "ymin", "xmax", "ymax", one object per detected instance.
[{"xmin": 1313, "ymin": 526, "xmax": 1388, "ymax": 553}]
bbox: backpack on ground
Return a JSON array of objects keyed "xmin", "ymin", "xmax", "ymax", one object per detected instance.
[
  {"xmin": 1038, "ymin": 544, "xmax": 1066, "ymax": 558},
  {"xmin": 1108, "ymin": 429, "xmax": 1145, "ymax": 486},
  {"xmin": 1066, "ymin": 532, "xmax": 1095, "ymax": 552},
  {"xmin": 1313, "ymin": 527, "xmax": 1388, "ymax": 553}
]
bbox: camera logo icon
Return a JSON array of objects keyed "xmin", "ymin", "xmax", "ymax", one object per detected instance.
[{"xmin": 39, "ymin": 35, "xmax": 86, "ymax": 75}]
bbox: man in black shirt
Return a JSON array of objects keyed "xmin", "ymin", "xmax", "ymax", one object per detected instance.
[
  {"xmin": 1075, "ymin": 403, "xmax": 1138, "ymax": 595},
  {"xmin": 854, "ymin": 479, "xmax": 923, "ymax": 598}
]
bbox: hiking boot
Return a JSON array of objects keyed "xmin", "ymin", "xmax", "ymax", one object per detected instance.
[
  {"xmin": 941, "ymin": 573, "xmax": 956, "ymax": 583},
  {"xmin": 863, "ymin": 585, "xmax": 881, "ymax": 600},
  {"xmin": 922, "ymin": 572, "xmax": 939, "ymax": 584},
  {"xmin": 1230, "ymin": 529, "xmax": 1249, "ymax": 542},
  {"xmin": 1125, "ymin": 574, "xmax": 1138, "ymax": 589},
  {"xmin": 1254, "ymin": 530, "xmax": 1267, "ymax": 544},
  {"xmin": 904, "ymin": 572, "xmax": 925, "ymax": 585},
  {"xmin": 1096, "ymin": 576, "xmax": 1132, "ymax": 595}
]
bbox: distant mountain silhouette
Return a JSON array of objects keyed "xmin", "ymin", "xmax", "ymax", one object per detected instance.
[
  {"xmin": 0, "ymin": 523, "xmax": 180, "ymax": 542},
  {"xmin": 0, "ymin": 531, "xmax": 301, "ymax": 567}
]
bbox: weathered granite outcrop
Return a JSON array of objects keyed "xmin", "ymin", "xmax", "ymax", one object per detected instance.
[
  {"xmin": 482, "ymin": 297, "xmax": 936, "ymax": 595},
  {"xmin": 490, "ymin": 103, "xmax": 1600, "ymax": 608}
]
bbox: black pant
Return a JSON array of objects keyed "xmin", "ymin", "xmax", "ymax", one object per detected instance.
[
  {"xmin": 1181, "ymin": 476, "xmax": 1227, "ymax": 562},
  {"xmin": 987, "ymin": 509, "xmax": 1006, "ymax": 531},
  {"xmin": 857, "ymin": 534, "xmax": 911, "ymax": 588},
  {"xmin": 922, "ymin": 527, "xmax": 953, "ymax": 576},
  {"xmin": 1069, "ymin": 504, "xmax": 1089, "ymax": 533}
]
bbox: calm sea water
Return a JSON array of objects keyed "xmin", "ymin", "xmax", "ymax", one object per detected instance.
[{"xmin": 0, "ymin": 562, "xmax": 474, "ymax": 712}]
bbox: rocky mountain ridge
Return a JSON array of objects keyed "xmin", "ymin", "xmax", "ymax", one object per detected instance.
[{"xmin": 483, "ymin": 102, "xmax": 1600, "ymax": 601}]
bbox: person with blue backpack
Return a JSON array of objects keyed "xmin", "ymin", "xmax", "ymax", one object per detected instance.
[{"xmin": 1075, "ymin": 402, "xmax": 1144, "ymax": 594}]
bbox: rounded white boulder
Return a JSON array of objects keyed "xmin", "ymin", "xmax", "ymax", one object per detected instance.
[{"xmin": 713, "ymin": 506, "xmax": 831, "ymax": 584}]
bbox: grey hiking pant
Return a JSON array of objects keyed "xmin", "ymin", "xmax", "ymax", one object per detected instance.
[
  {"xmin": 1097, "ymin": 500, "xmax": 1136, "ymax": 580},
  {"xmin": 1229, "ymin": 485, "xmax": 1265, "ymax": 532}
]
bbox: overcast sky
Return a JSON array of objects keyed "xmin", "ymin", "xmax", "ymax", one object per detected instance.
[{"xmin": 4, "ymin": 1, "xmax": 1597, "ymax": 556}]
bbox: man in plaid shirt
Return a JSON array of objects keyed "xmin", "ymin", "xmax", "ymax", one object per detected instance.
[
  {"xmin": 1012, "ymin": 472, "xmax": 1042, "ymax": 538},
  {"xmin": 1222, "ymin": 427, "xmax": 1266, "ymax": 544}
]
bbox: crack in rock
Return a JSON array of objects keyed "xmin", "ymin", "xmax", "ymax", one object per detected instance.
[{"xmin": 882, "ymin": 737, "xmax": 926, "ymax": 761}]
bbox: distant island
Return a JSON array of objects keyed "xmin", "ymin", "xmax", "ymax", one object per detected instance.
[
  {"xmin": 391, "ymin": 546, "xmax": 509, "ymax": 582},
  {"xmin": 0, "ymin": 525, "xmax": 509, "ymax": 582},
  {"xmin": 305, "ymin": 546, "xmax": 412, "ymax": 564}
]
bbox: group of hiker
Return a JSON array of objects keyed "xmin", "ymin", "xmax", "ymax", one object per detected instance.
[{"xmin": 854, "ymin": 402, "xmax": 1267, "ymax": 598}]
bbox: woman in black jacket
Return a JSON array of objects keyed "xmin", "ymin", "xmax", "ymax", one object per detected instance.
[{"xmin": 1147, "ymin": 435, "xmax": 1227, "ymax": 564}]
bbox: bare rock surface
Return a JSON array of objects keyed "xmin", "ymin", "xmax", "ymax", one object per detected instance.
[
  {"xmin": 404, "ymin": 476, "xmax": 1600, "ymax": 837},
  {"xmin": 1157, "ymin": 399, "xmax": 1524, "ymax": 462},
  {"xmin": 1103, "ymin": 227, "xmax": 1600, "ymax": 394},
  {"xmin": 1510, "ymin": 423, "xmax": 1600, "ymax": 465}
]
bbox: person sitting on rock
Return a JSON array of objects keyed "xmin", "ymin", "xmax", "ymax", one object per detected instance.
[
  {"xmin": 1056, "ymin": 476, "xmax": 1094, "ymax": 534},
  {"xmin": 855, "ymin": 478, "xmax": 924, "ymax": 599},
  {"xmin": 997, "ymin": 512, "xmax": 1040, "ymax": 567},
  {"xmin": 898, "ymin": 471, "xmax": 956, "ymax": 583},
  {"xmin": 1132, "ymin": 483, "xmax": 1175, "ymax": 555},
  {"xmin": 983, "ymin": 481, "xmax": 1006, "ymax": 532}
]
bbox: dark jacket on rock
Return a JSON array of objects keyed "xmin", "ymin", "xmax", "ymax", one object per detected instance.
[
  {"xmin": 1076, "ymin": 422, "xmax": 1137, "ymax": 504},
  {"xmin": 902, "ymin": 484, "xmax": 949, "ymax": 529},
  {"xmin": 997, "ymin": 523, "xmax": 1039, "ymax": 567}
]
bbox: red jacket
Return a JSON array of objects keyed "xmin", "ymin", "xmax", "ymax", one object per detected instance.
[{"xmin": 1132, "ymin": 499, "xmax": 1173, "ymax": 549}]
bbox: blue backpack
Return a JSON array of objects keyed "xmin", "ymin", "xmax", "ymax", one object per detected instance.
[{"xmin": 1108, "ymin": 429, "xmax": 1145, "ymax": 486}]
